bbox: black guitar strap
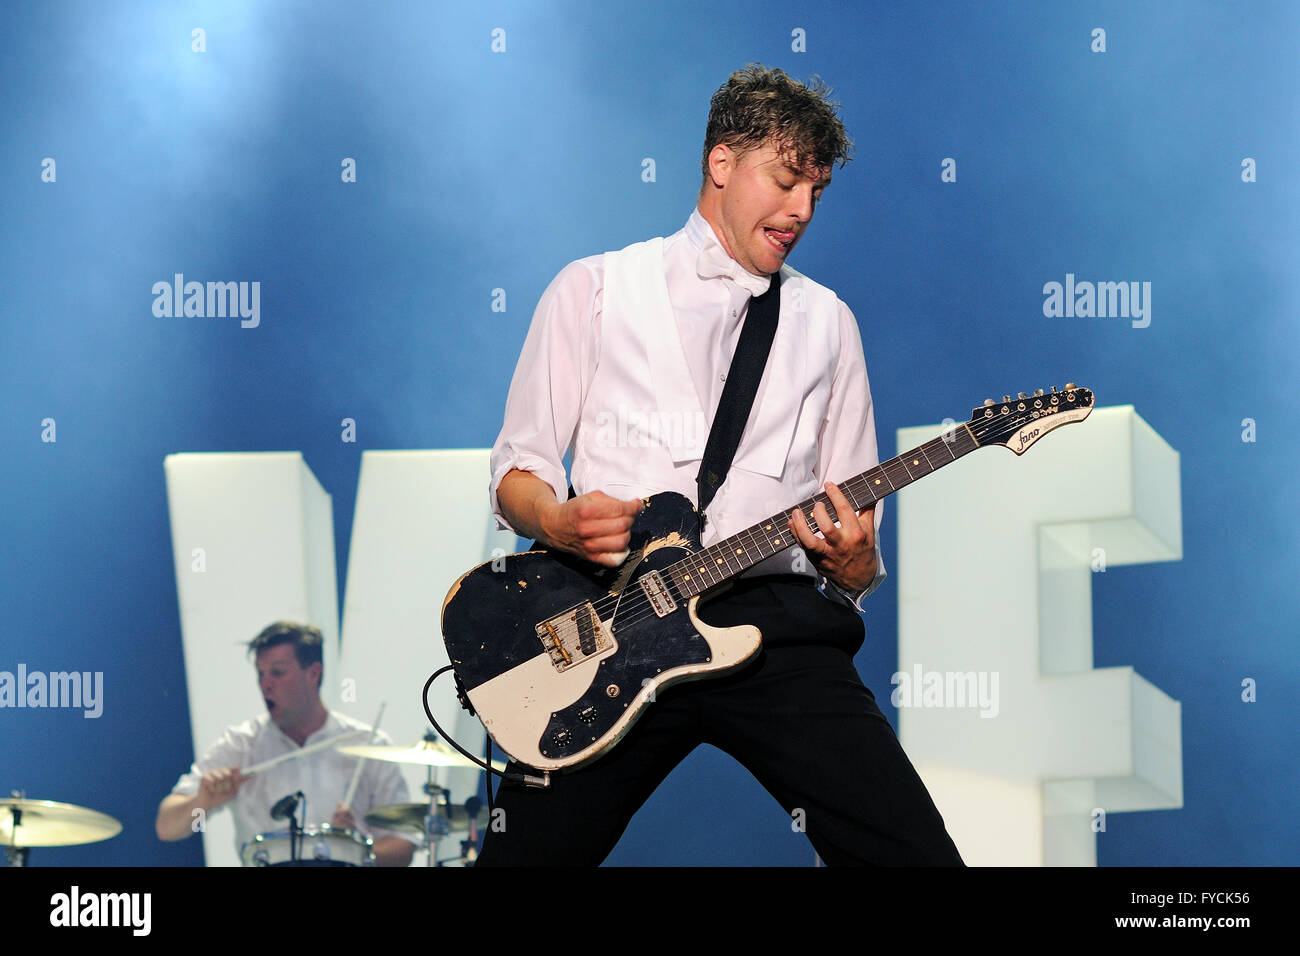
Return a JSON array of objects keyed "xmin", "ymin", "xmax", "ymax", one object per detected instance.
[{"xmin": 696, "ymin": 271, "xmax": 782, "ymax": 529}]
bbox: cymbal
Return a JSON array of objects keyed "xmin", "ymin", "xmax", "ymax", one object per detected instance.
[
  {"xmin": 339, "ymin": 739, "xmax": 506, "ymax": 772},
  {"xmin": 0, "ymin": 799, "xmax": 122, "ymax": 848},
  {"xmin": 364, "ymin": 802, "xmax": 491, "ymax": 833}
]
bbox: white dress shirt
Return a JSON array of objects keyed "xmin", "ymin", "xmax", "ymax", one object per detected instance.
[
  {"xmin": 489, "ymin": 209, "xmax": 885, "ymax": 608},
  {"xmin": 172, "ymin": 710, "xmax": 418, "ymax": 860}
]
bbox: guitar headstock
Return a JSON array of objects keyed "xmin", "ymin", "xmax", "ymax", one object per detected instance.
[{"xmin": 965, "ymin": 384, "xmax": 1094, "ymax": 455}]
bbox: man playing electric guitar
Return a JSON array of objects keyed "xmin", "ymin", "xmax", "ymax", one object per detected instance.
[{"xmin": 477, "ymin": 65, "xmax": 964, "ymax": 866}]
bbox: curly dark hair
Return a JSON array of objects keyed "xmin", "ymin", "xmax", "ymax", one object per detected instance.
[
  {"xmin": 701, "ymin": 64, "xmax": 853, "ymax": 182},
  {"xmin": 247, "ymin": 620, "xmax": 324, "ymax": 686}
]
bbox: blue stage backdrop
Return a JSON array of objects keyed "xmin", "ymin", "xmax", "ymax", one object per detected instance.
[{"xmin": 1, "ymin": 1, "xmax": 1296, "ymax": 865}]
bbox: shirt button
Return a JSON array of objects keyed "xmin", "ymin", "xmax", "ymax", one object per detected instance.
[
  {"xmin": 731, "ymin": 310, "xmax": 737, "ymax": 317},
  {"xmin": 720, "ymin": 374, "xmax": 727, "ymax": 382}
]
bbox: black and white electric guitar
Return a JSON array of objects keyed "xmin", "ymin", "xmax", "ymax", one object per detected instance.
[{"xmin": 442, "ymin": 385, "xmax": 1094, "ymax": 771}]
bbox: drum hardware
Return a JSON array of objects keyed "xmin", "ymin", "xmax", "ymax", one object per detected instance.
[
  {"xmin": 362, "ymin": 798, "xmax": 490, "ymax": 834},
  {"xmin": 453, "ymin": 796, "xmax": 483, "ymax": 866},
  {"xmin": 351, "ymin": 731, "xmax": 496, "ymax": 867},
  {"xmin": 240, "ymin": 825, "xmax": 374, "ymax": 867},
  {"xmin": 343, "ymin": 730, "xmax": 500, "ymax": 866}
]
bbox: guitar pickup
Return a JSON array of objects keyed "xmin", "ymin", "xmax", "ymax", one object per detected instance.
[
  {"xmin": 638, "ymin": 571, "xmax": 678, "ymax": 618},
  {"xmin": 536, "ymin": 603, "xmax": 616, "ymax": 673}
]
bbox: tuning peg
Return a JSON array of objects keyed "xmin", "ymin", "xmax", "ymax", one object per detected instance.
[
  {"xmin": 1050, "ymin": 385, "xmax": 1059, "ymax": 393},
  {"xmin": 1017, "ymin": 392, "xmax": 1028, "ymax": 400},
  {"xmin": 1034, "ymin": 389, "xmax": 1045, "ymax": 397},
  {"xmin": 1065, "ymin": 383, "xmax": 1077, "ymax": 390},
  {"xmin": 1001, "ymin": 395, "xmax": 1011, "ymax": 403},
  {"xmin": 983, "ymin": 398, "xmax": 995, "ymax": 406}
]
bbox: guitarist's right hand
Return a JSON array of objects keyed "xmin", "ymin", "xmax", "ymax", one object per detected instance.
[
  {"xmin": 497, "ymin": 469, "xmax": 642, "ymax": 568},
  {"xmin": 542, "ymin": 490, "xmax": 644, "ymax": 568}
]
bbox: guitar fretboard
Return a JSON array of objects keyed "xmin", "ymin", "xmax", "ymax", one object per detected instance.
[{"xmin": 664, "ymin": 424, "xmax": 980, "ymax": 599}]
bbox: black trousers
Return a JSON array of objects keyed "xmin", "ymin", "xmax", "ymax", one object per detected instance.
[{"xmin": 476, "ymin": 579, "xmax": 964, "ymax": 866}]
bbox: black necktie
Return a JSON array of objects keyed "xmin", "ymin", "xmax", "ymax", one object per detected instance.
[{"xmin": 696, "ymin": 272, "xmax": 781, "ymax": 526}]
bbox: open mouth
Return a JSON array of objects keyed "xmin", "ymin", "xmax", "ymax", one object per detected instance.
[{"xmin": 763, "ymin": 227, "xmax": 795, "ymax": 250}]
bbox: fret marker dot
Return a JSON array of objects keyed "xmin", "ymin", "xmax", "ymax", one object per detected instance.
[{"xmin": 912, "ymin": 459, "xmax": 919, "ymax": 466}]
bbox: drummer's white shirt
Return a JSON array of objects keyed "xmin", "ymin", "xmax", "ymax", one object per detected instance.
[{"xmin": 172, "ymin": 709, "xmax": 418, "ymax": 860}]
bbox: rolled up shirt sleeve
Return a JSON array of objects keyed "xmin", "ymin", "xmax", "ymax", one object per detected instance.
[
  {"xmin": 815, "ymin": 299, "xmax": 887, "ymax": 612},
  {"xmin": 171, "ymin": 727, "xmax": 251, "ymax": 798},
  {"xmin": 489, "ymin": 257, "xmax": 603, "ymax": 533}
]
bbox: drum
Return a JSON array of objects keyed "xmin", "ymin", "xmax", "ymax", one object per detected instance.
[{"xmin": 240, "ymin": 825, "xmax": 374, "ymax": 867}]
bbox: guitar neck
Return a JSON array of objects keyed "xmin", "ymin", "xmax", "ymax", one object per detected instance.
[{"xmin": 665, "ymin": 424, "xmax": 981, "ymax": 599}]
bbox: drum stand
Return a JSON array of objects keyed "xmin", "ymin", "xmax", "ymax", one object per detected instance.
[
  {"xmin": 349, "ymin": 732, "xmax": 493, "ymax": 866},
  {"xmin": 420, "ymin": 778, "xmax": 450, "ymax": 867},
  {"xmin": 458, "ymin": 798, "xmax": 482, "ymax": 866},
  {"xmin": 418, "ymin": 783, "xmax": 482, "ymax": 867},
  {"xmin": 4, "ymin": 797, "xmax": 28, "ymax": 867},
  {"xmin": 5, "ymin": 807, "xmax": 29, "ymax": 867},
  {"xmin": 287, "ymin": 806, "xmax": 304, "ymax": 864}
]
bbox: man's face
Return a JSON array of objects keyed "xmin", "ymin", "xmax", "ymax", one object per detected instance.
[
  {"xmin": 708, "ymin": 141, "xmax": 831, "ymax": 276},
  {"xmin": 256, "ymin": 644, "xmax": 320, "ymax": 729}
]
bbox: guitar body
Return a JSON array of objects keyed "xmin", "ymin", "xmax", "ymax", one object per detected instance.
[{"xmin": 441, "ymin": 492, "xmax": 761, "ymax": 771}]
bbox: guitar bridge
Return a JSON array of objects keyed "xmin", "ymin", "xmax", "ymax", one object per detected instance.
[{"xmin": 536, "ymin": 602, "xmax": 616, "ymax": 673}]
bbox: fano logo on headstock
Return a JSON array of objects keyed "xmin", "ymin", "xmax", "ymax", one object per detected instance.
[{"xmin": 1013, "ymin": 423, "xmax": 1044, "ymax": 453}]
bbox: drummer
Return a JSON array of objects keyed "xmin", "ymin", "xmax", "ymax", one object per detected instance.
[{"xmin": 155, "ymin": 621, "xmax": 416, "ymax": 866}]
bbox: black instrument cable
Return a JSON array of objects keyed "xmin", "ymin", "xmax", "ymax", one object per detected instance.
[{"xmin": 421, "ymin": 667, "xmax": 551, "ymax": 823}]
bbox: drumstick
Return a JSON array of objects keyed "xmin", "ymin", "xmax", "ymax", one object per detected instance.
[
  {"xmin": 241, "ymin": 729, "xmax": 368, "ymax": 777},
  {"xmin": 341, "ymin": 702, "xmax": 386, "ymax": 811}
]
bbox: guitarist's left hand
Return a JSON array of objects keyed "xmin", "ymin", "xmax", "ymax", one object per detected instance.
[{"xmin": 787, "ymin": 481, "xmax": 877, "ymax": 593}]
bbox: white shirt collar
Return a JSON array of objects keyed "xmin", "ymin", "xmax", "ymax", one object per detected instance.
[{"xmin": 685, "ymin": 209, "xmax": 772, "ymax": 297}]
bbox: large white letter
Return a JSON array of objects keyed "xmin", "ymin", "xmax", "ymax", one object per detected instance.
[{"xmin": 896, "ymin": 406, "xmax": 1182, "ymax": 865}]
